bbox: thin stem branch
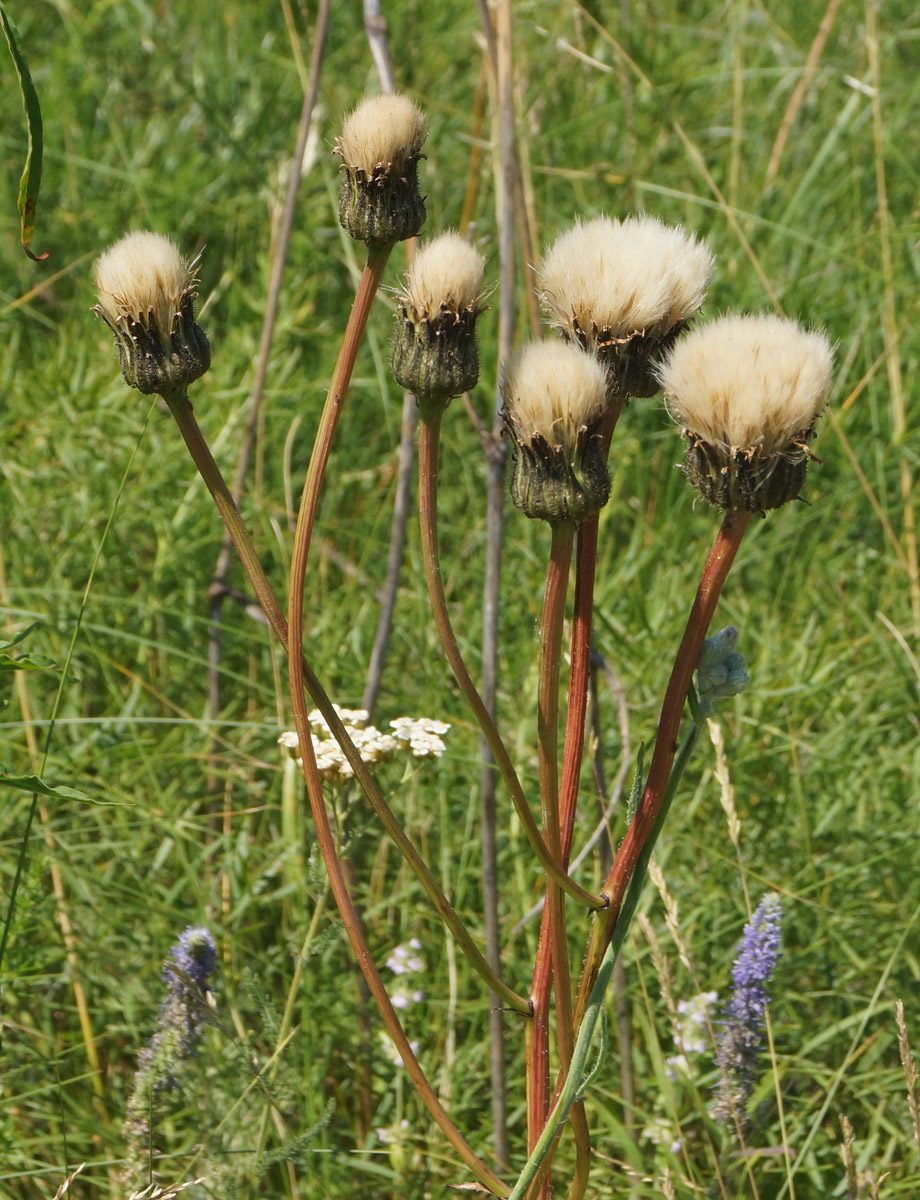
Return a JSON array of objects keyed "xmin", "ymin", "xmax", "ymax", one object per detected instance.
[
  {"xmin": 417, "ymin": 415, "xmax": 603, "ymax": 910},
  {"xmin": 573, "ymin": 509, "xmax": 751, "ymax": 1028},
  {"xmin": 166, "ymin": 393, "xmax": 528, "ymax": 1012},
  {"xmin": 527, "ymin": 524, "xmax": 590, "ymax": 1197},
  {"xmin": 514, "ymin": 719, "xmax": 703, "ymax": 1200}
]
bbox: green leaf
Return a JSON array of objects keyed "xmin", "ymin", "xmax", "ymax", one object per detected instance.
[
  {"xmin": 0, "ymin": 771, "xmax": 99, "ymax": 804},
  {"xmin": 0, "ymin": 651, "xmax": 57, "ymax": 673},
  {"xmin": 625, "ymin": 742, "xmax": 645, "ymax": 826},
  {"xmin": 0, "ymin": 2, "xmax": 47, "ymax": 261},
  {"xmin": 575, "ymin": 1007, "xmax": 608, "ymax": 1101}
]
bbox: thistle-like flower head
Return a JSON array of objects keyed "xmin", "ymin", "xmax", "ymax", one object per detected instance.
[
  {"xmin": 502, "ymin": 341, "xmax": 610, "ymax": 525},
  {"xmin": 392, "ymin": 232, "xmax": 486, "ymax": 414},
  {"xmin": 659, "ymin": 314, "xmax": 834, "ymax": 512},
  {"xmin": 539, "ymin": 216, "xmax": 714, "ymax": 397},
  {"xmin": 94, "ymin": 231, "xmax": 210, "ymax": 396},
  {"xmin": 335, "ymin": 94, "xmax": 427, "ymax": 248}
]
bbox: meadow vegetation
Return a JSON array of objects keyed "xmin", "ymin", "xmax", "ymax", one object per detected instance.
[{"xmin": 1, "ymin": 1, "xmax": 919, "ymax": 1197}]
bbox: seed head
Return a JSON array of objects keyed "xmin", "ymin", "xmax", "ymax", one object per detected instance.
[
  {"xmin": 94, "ymin": 231, "xmax": 210, "ymax": 396},
  {"xmin": 502, "ymin": 341, "xmax": 610, "ymax": 525},
  {"xmin": 659, "ymin": 314, "xmax": 834, "ymax": 512},
  {"xmin": 392, "ymin": 232, "xmax": 486, "ymax": 414},
  {"xmin": 540, "ymin": 216, "xmax": 714, "ymax": 397},
  {"xmin": 335, "ymin": 94, "xmax": 427, "ymax": 248}
]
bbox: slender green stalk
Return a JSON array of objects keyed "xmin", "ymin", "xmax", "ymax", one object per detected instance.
[
  {"xmin": 573, "ymin": 509, "xmax": 751, "ymax": 1029},
  {"xmin": 417, "ymin": 414, "xmax": 603, "ymax": 911},
  {"xmin": 166, "ymin": 387, "xmax": 528, "ymax": 1012}
]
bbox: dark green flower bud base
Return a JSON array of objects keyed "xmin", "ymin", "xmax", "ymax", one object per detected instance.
[
  {"xmin": 566, "ymin": 318, "xmax": 692, "ymax": 399},
  {"xmin": 392, "ymin": 305, "xmax": 480, "ymax": 414},
  {"xmin": 339, "ymin": 158, "xmax": 426, "ymax": 250},
  {"xmin": 99, "ymin": 290, "xmax": 210, "ymax": 397},
  {"xmin": 683, "ymin": 436, "xmax": 811, "ymax": 513},
  {"xmin": 507, "ymin": 423, "xmax": 610, "ymax": 526}
]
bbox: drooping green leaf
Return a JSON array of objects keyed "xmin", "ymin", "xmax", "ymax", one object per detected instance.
[
  {"xmin": 0, "ymin": 651, "xmax": 58, "ymax": 673},
  {"xmin": 0, "ymin": 2, "xmax": 47, "ymax": 260},
  {"xmin": 0, "ymin": 771, "xmax": 98, "ymax": 803}
]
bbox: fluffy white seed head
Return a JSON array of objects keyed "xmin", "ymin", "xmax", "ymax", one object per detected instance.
[
  {"xmin": 540, "ymin": 216, "xmax": 714, "ymax": 342},
  {"xmin": 503, "ymin": 341, "xmax": 607, "ymax": 450},
  {"xmin": 336, "ymin": 94, "xmax": 427, "ymax": 175},
  {"xmin": 401, "ymin": 233, "xmax": 485, "ymax": 322},
  {"xmin": 94, "ymin": 231, "xmax": 193, "ymax": 333},
  {"xmin": 659, "ymin": 314, "xmax": 834, "ymax": 455}
]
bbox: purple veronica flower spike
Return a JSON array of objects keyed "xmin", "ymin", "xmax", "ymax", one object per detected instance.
[
  {"xmin": 713, "ymin": 893, "xmax": 782, "ymax": 1127},
  {"xmin": 122, "ymin": 925, "xmax": 218, "ymax": 1181}
]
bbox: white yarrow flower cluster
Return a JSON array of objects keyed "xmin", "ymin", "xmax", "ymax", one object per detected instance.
[
  {"xmin": 278, "ymin": 708, "xmax": 450, "ymax": 783},
  {"xmin": 389, "ymin": 716, "xmax": 451, "ymax": 758}
]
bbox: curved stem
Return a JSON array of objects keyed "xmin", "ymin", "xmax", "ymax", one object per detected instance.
[
  {"xmin": 417, "ymin": 414, "xmax": 603, "ymax": 911},
  {"xmin": 572, "ymin": 509, "xmax": 751, "ymax": 1028},
  {"xmin": 167, "ymin": 389, "xmax": 529, "ymax": 1016},
  {"xmin": 290, "ymin": 662, "xmax": 509, "ymax": 1195}
]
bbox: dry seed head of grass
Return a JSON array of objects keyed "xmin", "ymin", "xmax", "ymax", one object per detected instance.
[
  {"xmin": 502, "ymin": 341, "xmax": 607, "ymax": 451},
  {"xmin": 335, "ymin": 93, "xmax": 427, "ymax": 176},
  {"xmin": 659, "ymin": 314, "xmax": 834, "ymax": 456},
  {"xmin": 94, "ymin": 231, "xmax": 194, "ymax": 335},
  {"xmin": 539, "ymin": 215, "xmax": 714, "ymax": 344},
  {"xmin": 399, "ymin": 232, "xmax": 485, "ymax": 323}
]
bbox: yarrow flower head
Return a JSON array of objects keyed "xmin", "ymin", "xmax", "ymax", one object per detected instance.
[
  {"xmin": 540, "ymin": 215, "xmax": 713, "ymax": 398},
  {"xmin": 335, "ymin": 93, "xmax": 427, "ymax": 248},
  {"xmin": 94, "ymin": 231, "xmax": 210, "ymax": 396},
  {"xmin": 392, "ymin": 232, "xmax": 487, "ymax": 415},
  {"xmin": 278, "ymin": 709, "xmax": 450, "ymax": 784},
  {"xmin": 659, "ymin": 314, "xmax": 834, "ymax": 512},
  {"xmin": 712, "ymin": 893, "xmax": 782, "ymax": 1128},
  {"xmin": 121, "ymin": 925, "xmax": 218, "ymax": 1187},
  {"xmin": 502, "ymin": 340, "xmax": 610, "ymax": 525}
]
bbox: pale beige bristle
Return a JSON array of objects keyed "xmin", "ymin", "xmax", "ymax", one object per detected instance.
[
  {"xmin": 539, "ymin": 215, "xmax": 714, "ymax": 342},
  {"xmin": 659, "ymin": 314, "xmax": 834, "ymax": 455},
  {"xmin": 94, "ymin": 231, "xmax": 192, "ymax": 332},
  {"xmin": 503, "ymin": 341, "xmax": 607, "ymax": 450},
  {"xmin": 336, "ymin": 94, "xmax": 426, "ymax": 175},
  {"xmin": 402, "ymin": 232, "xmax": 485, "ymax": 321}
]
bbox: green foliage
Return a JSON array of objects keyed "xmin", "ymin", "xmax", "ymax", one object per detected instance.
[{"xmin": 2, "ymin": 1, "xmax": 920, "ymax": 1198}]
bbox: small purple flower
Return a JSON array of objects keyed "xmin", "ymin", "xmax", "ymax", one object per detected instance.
[
  {"xmin": 122, "ymin": 925, "xmax": 218, "ymax": 1183},
  {"xmin": 712, "ymin": 893, "xmax": 782, "ymax": 1128}
]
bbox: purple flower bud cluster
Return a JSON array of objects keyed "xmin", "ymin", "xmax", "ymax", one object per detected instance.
[
  {"xmin": 122, "ymin": 926, "xmax": 218, "ymax": 1182},
  {"xmin": 712, "ymin": 894, "xmax": 782, "ymax": 1128},
  {"xmin": 161, "ymin": 925, "xmax": 219, "ymax": 1056}
]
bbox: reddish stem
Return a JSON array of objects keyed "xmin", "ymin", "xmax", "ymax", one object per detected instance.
[{"xmin": 573, "ymin": 508, "xmax": 751, "ymax": 1028}]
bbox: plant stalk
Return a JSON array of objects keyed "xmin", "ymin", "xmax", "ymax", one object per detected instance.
[
  {"xmin": 417, "ymin": 414, "xmax": 603, "ymax": 911},
  {"xmin": 166, "ymin": 392, "xmax": 529, "ymax": 1012},
  {"xmin": 573, "ymin": 508, "xmax": 751, "ymax": 1028}
]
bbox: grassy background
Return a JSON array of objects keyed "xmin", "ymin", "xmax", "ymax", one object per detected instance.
[{"xmin": 2, "ymin": 0, "xmax": 919, "ymax": 1196}]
